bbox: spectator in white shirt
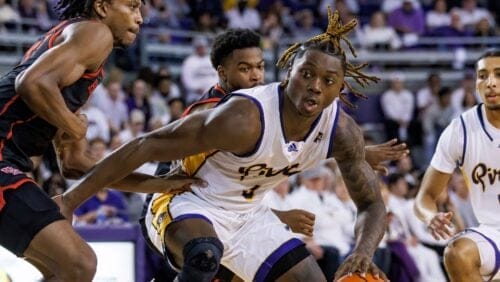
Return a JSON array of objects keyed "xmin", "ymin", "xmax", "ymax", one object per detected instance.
[
  {"xmin": 225, "ymin": 0, "xmax": 261, "ymax": 30},
  {"xmin": 181, "ymin": 36, "xmax": 218, "ymax": 104},
  {"xmin": 80, "ymin": 102, "xmax": 110, "ymax": 143},
  {"xmin": 93, "ymin": 81, "xmax": 129, "ymax": 135},
  {"xmin": 451, "ymin": 0, "xmax": 495, "ymax": 31},
  {"xmin": 426, "ymin": 0, "xmax": 451, "ymax": 31},
  {"xmin": 359, "ymin": 11, "xmax": 401, "ymax": 50},
  {"xmin": 381, "ymin": 73, "xmax": 415, "ymax": 142},
  {"xmin": 287, "ymin": 166, "xmax": 343, "ymax": 281}
]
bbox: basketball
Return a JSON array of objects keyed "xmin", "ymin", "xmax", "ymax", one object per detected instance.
[{"xmin": 337, "ymin": 273, "xmax": 384, "ymax": 282}]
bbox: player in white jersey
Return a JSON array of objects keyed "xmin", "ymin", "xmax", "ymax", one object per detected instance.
[
  {"xmin": 415, "ymin": 49, "xmax": 500, "ymax": 282},
  {"xmin": 62, "ymin": 8, "xmax": 388, "ymax": 282}
]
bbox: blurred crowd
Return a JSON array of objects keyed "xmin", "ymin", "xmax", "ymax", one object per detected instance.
[
  {"xmin": 261, "ymin": 156, "xmax": 475, "ymax": 281},
  {"xmin": 0, "ymin": 0, "xmax": 498, "ymax": 49}
]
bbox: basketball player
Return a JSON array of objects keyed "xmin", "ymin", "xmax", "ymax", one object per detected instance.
[
  {"xmin": 63, "ymin": 8, "xmax": 388, "ymax": 281},
  {"xmin": 414, "ymin": 49, "xmax": 500, "ymax": 282},
  {"xmin": 0, "ymin": 0, "xmax": 200, "ymax": 281},
  {"xmin": 177, "ymin": 29, "xmax": 408, "ymax": 176}
]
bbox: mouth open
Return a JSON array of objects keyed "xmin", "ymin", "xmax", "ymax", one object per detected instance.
[{"xmin": 303, "ymin": 98, "xmax": 319, "ymax": 112}]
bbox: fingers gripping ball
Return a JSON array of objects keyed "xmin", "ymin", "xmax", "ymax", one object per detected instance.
[{"xmin": 337, "ymin": 273, "xmax": 384, "ymax": 282}]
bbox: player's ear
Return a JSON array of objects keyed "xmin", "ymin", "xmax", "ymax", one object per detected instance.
[
  {"xmin": 217, "ymin": 65, "xmax": 226, "ymax": 82},
  {"xmin": 94, "ymin": 0, "xmax": 109, "ymax": 18},
  {"xmin": 340, "ymin": 83, "xmax": 345, "ymax": 92}
]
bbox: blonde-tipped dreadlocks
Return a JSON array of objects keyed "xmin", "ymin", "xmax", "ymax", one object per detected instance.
[{"xmin": 277, "ymin": 6, "xmax": 379, "ymax": 108}]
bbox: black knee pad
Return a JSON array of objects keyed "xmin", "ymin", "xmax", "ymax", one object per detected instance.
[{"xmin": 177, "ymin": 237, "xmax": 223, "ymax": 282}]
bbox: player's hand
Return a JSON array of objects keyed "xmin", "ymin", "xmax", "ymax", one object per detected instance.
[
  {"xmin": 305, "ymin": 241, "xmax": 324, "ymax": 260},
  {"xmin": 365, "ymin": 139, "xmax": 409, "ymax": 175},
  {"xmin": 426, "ymin": 211, "xmax": 455, "ymax": 240},
  {"xmin": 277, "ymin": 209, "xmax": 315, "ymax": 236},
  {"xmin": 334, "ymin": 252, "xmax": 389, "ymax": 281},
  {"xmin": 52, "ymin": 194, "xmax": 73, "ymax": 223},
  {"xmin": 61, "ymin": 114, "xmax": 88, "ymax": 144}
]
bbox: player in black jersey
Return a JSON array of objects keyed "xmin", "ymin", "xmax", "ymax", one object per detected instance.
[{"xmin": 0, "ymin": 0, "xmax": 200, "ymax": 281}]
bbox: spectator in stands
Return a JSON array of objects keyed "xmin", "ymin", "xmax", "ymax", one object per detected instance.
[
  {"xmin": 260, "ymin": 10, "xmax": 284, "ymax": 48},
  {"xmin": 448, "ymin": 172, "xmax": 479, "ymax": 229},
  {"xmin": 166, "ymin": 97, "xmax": 186, "ymax": 122},
  {"xmin": 80, "ymin": 102, "xmax": 110, "ymax": 144},
  {"xmin": 458, "ymin": 88, "xmax": 478, "ymax": 115},
  {"xmin": 147, "ymin": 0, "xmax": 180, "ymax": 29},
  {"xmin": 393, "ymin": 155, "xmax": 419, "ymax": 191},
  {"xmin": 387, "ymin": 0, "xmax": 425, "ymax": 47},
  {"xmin": 74, "ymin": 137, "xmax": 129, "ymax": 225},
  {"xmin": 94, "ymin": 80, "xmax": 129, "ymax": 136},
  {"xmin": 416, "ymin": 73, "xmax": 441, "ymax": 126},
  {"xmin": 382, "ymin": 0, "xmax": 420, "ymax": 14},
  {"xmin": 262, "ymin": 179, "xmax": 293, "ymax": 211},
  {"xmin": 116, "ymin": 109, "xmax": 146, "ymax": 145},
  {"xmin": 473, "ymin": 17, "xmax": 497, "ymax": 48},
  {"xmin": 180, "ymin": 36, "xmax": 218, "ymax": 104},
  {"xmin": 451, "ymin": 72, "xmax": 477, "ymax": 114},
  {"xmin": 422, "ymin": 87, "xmax": 455, "ymax": 160},
  {"xmin": 293, "ymin": 9, "xmax": 322, "ymax": 42},
  {"xmin": 386, "ymin": 173, "xmax": 447, "ymax": 282},
  {"xmin": 165, "ymin": 0, "xmax": 191, "ymax": 23},
  {"xmin": 225, "ymin": 0, "xmax": 261, "ymax": 30},
  {"xmin": 359, "ymin": 11, "xmax": 401, "ymax": 50},
  {"xmin": 126, "ymin": 78, "xmax": 152, "ymax": 125},
  {"xmin": 74, "ymin": 188, "xmax": 129, "ymax": 225},
  {"xmin": 287, "ymin": 167, "xmax": 344, "ymax": 281},
  {"xmin": 0, "ymin": 0, "xmax": 19, "ymax": 33},
  {"xmin": 451, "ymin": 0, "xmax": 495, "ymax": 32},
  {"xmin": 381, "ymin": 73, "xmax": 415, "ymax": 143},
  {"xmin": 425, "ymin": 0, "xmax": 451, "ymax": 32},
  {"xmin": 150, "ymin": 73, "xmax": 181, "ymax": 121},
  {"xmin": 193, "ymin": 11, "xmax": 219, "ymax": 33},
  {"xmin": 187, "ymin": 0, "xmax": 224, "ymax": 28},
  {"xmin": 319, "ymin": 0, "xmax": 359, "ymax": 19},
  {"xmin": 430, "ymin": 9, "xmax": 471, "ymax": 44}
]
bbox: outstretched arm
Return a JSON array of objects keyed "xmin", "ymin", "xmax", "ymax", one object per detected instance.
[
  {"xmin": 62, "ymin": 97, "xmax": 261, "ymax": 211},
  {"xmin": 331, "ymin": 110, "xmax": 387, "ymax": 281},
  {"xmin": 414, "ymin": 167, "xmax": 454, "ymax": 240}
]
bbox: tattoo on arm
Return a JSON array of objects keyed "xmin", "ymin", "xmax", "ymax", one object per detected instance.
[{"xmin": 331, "ymin": 111, "xmax": 386, "ymax": 256}]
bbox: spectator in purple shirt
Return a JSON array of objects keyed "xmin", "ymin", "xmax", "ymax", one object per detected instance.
[
  {"xmin": 387, "ymin": 0, "xmax": 425, "ymax": 46},
  {"xmin": 74, "ymin": 189, "xmax": 129, "ymax": 225}
]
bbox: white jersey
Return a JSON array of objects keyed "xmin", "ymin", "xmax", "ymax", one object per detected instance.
[
  {"xmin": 431, "ymin": 104, "xmax": 500, "ymax": 229},
  {"xmin": 182, "ymin": 82, "xmax": 340, "ymax": 212}
]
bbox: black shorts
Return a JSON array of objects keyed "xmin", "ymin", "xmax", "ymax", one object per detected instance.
[{"xmin": 0, "ymin": 168, "xmax": 64, "ymax": 256}]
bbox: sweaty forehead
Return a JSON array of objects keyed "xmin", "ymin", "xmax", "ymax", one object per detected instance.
[
  {"xmin": 477, "ymin": 56, "xmax": 500, "ymax": 71},
  {"xmin": 226, "ymin": 47, "xmax": 263, "ymax": 65},
  {"xmin": 296, "ymin": 49, "xmax": 343, "ymax": 71}
]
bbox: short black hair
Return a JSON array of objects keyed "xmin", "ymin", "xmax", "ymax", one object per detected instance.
[
  {"xmin": 210, "ymin": 29, "xmax": 261, "ymax": 69},
  {"xmin": 476, "ymin": 48, "xmax": 500, "ymax": 69},
  {"xmin": 438, "ymin": 87, "xmax": 451, "ymax": 98},
  {"xmin": 387, "ymin": 173, "xmax": 405, "ymax": 187}
]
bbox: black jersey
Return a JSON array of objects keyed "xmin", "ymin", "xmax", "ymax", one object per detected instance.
[
  {"xmin": 0, "ymin": 18, "xmax": 104, "ymax": 172},
  {"xmin": 182, "ymin": 84, "xmax": 227, "ymax": 117}
]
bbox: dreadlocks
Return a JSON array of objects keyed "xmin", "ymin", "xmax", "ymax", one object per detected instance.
[
  {"xmin": 277, "ymin": 6, "xmax": 379, "ymax": 108},
  {"xmin": 55, "ymin": 0, "xmax": 94, "ymax": 20}
]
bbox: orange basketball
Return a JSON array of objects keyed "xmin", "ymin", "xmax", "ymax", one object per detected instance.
[{"xmin": 337, "ymin": 272, "xmax": 384, "ymax": 282}]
